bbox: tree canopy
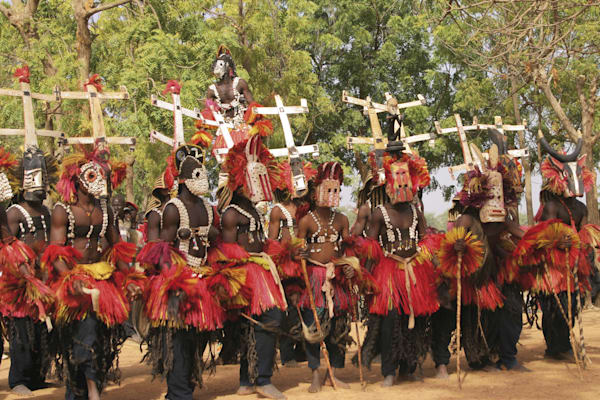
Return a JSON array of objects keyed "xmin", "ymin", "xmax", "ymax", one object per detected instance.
[{"xmin": 1, "ymin": 0, "xmax": 599, "ymax": 222}]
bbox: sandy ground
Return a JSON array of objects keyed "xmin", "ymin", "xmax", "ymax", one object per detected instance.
[{"xmin": 1, "ymin": 308, "xmax": 600, "ymax": 400}]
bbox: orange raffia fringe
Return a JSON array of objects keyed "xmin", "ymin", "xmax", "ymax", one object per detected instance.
[{"xmin": 438, "ymin": 227, "xmax": 484, "ymax": 279}]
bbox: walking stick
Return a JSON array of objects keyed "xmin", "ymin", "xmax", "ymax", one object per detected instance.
[
  {"xmin": 573, "ymin": 258, "xmax": 590, "ymax": 367},
  {"xmin": 455, "ymin": 252, "xmax": 463, "ymax": 390},
  {"xmin": 348, "ymin": 284, "xmax": 366, "ymax": 390},
  {"xmin": 565, "ymin": 261, "xmax": 584, "ymax": 377},
  {"xmin": 543, "ymin": 263, "xmax": 583, "ymax": 377},
  {"xmin": 300, "ymin": 258, "xmax": 337, "ymax": 389}
]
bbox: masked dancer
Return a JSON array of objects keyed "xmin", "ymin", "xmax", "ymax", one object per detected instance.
[
  {"xmin": 446, "ymin": 136, "xmax": 525, "ymax": 371},
  {"xmin": 138, "ymin": 141, "xmax": 224, "ymax": 400},
  {"xmin": 359, "ymin": 144, "xmax": 438, "ymax": 386},
  {"xmin": 208, "ymin": 135, "xmax": 287, "ymax": 399},
  {"xmin": 511, "ymin": 133, "xmax": 598, "ymax": 364},
  {"xmin": 3, "ymin": 145, "xmax": 58, "ymax": 395},
  {"xmin": 297, "ymin": 161, "xmax": 374, "ymax": 392},
  {"xmin": 41, "ymin": 143, "xmax": 144, "ymax": 400},
  {"xmin": 265, "ymin": 161, "xmax": 316, "ymax": 367}
]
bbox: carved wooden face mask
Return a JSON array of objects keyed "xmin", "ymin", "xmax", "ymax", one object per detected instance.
[
  {"xmin": 22, "ymin": 146, "xmax": 47, "ymax": 202},
  {"xmin": 176, "ymin": 145, "xmax": 209, "ymax": 197},
  {"xmin": 480, "ymin": 170, "xmax": 506, "ymax": 223},
  {"xmin": 316, "ymin": 178, "xmax": 340, "ymax": 208},
  {"xmin": 79, "ymin": 161, "xmax": 108, "ymax": 199},
  {"xmin": 386, "ymin": 161, "xmax": 413, "ymax": 204},
  {"xmin": 244, "ymin": 136, "xmax": 273, "ymax": 203},
  {"xmin": 471, "ymin": 143, "xmax": 506, "ymax": 223}
]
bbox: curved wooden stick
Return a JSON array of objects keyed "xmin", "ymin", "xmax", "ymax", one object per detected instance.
[
  {"xmin": 348, "ymin": 284, "xmax": 366, "ymax": 390},
  {"xmin": 456, "ymin": 252, "xmax": 463, "ymax": 390},
  {"xmin": 300, "ymin": 258, "xmax": 337, "ymax": 389}
]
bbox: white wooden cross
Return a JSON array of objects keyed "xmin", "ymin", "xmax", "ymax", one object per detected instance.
[
  {"xmin": 55, "ymin": 77, "xmax": 135, "ymax": 149},
  {"xmin": 441, "ymin": 114, "xmax": 529, "ymax": 178},
  {"xmin": 342, "ymin": 91, "xmax": 430, "ymax": 151},
  {"xmin": 151, "ymin": 81, "xmax": 235, "ymax": 155},
  {"xmin": 0, "ymin": 72, "xmax": 64, "ymax": 147},
  {"xmin": 254, "ymin": 95, "xmax": 319, "ymax": 194}
]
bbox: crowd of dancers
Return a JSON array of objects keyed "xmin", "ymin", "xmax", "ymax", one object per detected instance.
[{"xmin": 0, "ymin": 45, "xmax": 598, "ymax": 400}]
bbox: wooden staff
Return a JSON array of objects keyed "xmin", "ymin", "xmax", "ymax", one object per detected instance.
[
  {"xmin": 565, "ymin": 261, "xmax": 584, "ymax": 377},
  {"xmin": 300, "ymin": 258, "xmax": 337, "ymax": 389},
  {"xmin": 456, "ymin": 252, "xmax": 463, "ymax": 389},
  {"xmin": 573, "ymin": 259, "xmax": 590, "ymax": 366},
  {"xmin": 348, "ymin": 283, "xmax": 366, "ymax": 390}
]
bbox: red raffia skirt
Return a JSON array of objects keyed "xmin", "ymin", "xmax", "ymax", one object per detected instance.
[
  {"xmin": 0, "ymin": 239, "xmax": 54, "ymax": 320},
  {"xmin": 369, "ymin": 254, "xmax": 439, "ymax": 317},
  {"xmin": 52, "ymin": 262, "xmax": 129, "ymax": 327}
]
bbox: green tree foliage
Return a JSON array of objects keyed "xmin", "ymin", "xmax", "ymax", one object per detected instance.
[{"xmin": 2, "ymin": 0, "xmax": 598, "ymax": 220}]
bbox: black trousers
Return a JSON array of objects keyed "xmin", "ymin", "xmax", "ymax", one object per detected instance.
[
  {"xmin": 8, "ymin": 317, "xmax": 46, "ymax": 389},
  {"xmin": 166, "ymin": 329, "xmax": 206, "ymax": 400},
  {"xmin": 431, "ymin": 307, "xmax": 455, "ymax": 367},
  {"xmin": 280, "ymin": 307, "xmax": 304, "ymax": 364},
  {"xmin": 541, "ymin": 292, "xmax": 577, "ymax": 355},
  {"xmin": 302, "ymin": 309, "xmax": 346, "ymax": 371},
  {"xmin": 478, "ymin": 285, "xmax": 523, "ymax": 369},
  {"xmin": 240, "ymin": 308, "xmax": 283, "ymax": 387},
  {"xmin": 65, "ymin": 315, "xmax": 105, "ymax": 400}
]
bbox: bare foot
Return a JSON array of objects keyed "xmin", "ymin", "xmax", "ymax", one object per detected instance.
[
  {"xmin": 86, "ymin": 379, "xmax": 99, "ymax": 400},
  {"xmin": 256, "ymin": 384, "xmax": 286, "ymax": 400},
  {"xmin": 381, "ymin": 375, "xmax": 395, "ymax": 387},
  {"xmin": 284, "ymin": 360, "xmax": 300, "ymax": 368},
  {"xmin": 308, "ymin": 369, "xmax": 322, "ymax": 393},
  {"xmin": 435, "ymin": 364, "xmax": 449, "ymax": 379},
  {"xmin": 323, "ymin": 370, "xmax": 350, "ymax": 389},
  {"xmin": 11, "ymin": 385, "xmax": 34, "ymax": 397},
  {"xmin": 237, "ymin": 386, "xmax": 256, "ymax": 395}
]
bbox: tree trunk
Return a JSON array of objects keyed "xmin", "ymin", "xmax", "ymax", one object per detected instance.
[
  {"xmin": 583, "ymin": 138, "xmax": 599, "ymax": 224},
  {"xmin": 72, "ymin": 0, "xmax": 92, "ymax": 86},
  {"xmin": 510, "ymin": 77, "xmax": 534, "ymax": 225},
  {"xmin": 125, "ymin": 153, "xmax": 135, "ymax": 203}
]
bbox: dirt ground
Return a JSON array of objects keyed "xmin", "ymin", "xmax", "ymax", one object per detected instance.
[{"xmin": 1, "ymin": 308, "xmax": 600, "ymax": 400}]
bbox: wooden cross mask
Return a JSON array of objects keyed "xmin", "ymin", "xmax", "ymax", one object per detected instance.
[
  {"xmin": 56, "ymin": 74, "xmax": 135, "ymax": 150},
  {"xmin": 440, "ymin": 114, "xmax": 529, "ymax": 178},
  {"xmin": 0, "ymin": 66, "xmax": 63, "ymax": 148},
  {"xmin": 151, "ymin": 80, "xmax": 235, "ymax": 155},
  {"xmin": 254, "ymin": 95, "xmax": 318, "ymax": 196}
]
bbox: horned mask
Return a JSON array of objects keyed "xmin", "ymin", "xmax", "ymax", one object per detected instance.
[{"xmin": 539, "ymin": 132, "xmax": 588, "ymax": 198}]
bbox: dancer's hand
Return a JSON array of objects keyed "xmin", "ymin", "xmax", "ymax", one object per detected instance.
[
  {"xmin": 454, "ymin": 239, "xmax": 466, "ymax": 253},
  {"xmin": 72, "ymin": 280, "xmax": 86, "ymax": 296},
  {"xmin": 558, "ymin": 237, "xmax": 572, "ymax": 250},
  {"xmin": 343, "ymin": 265, "xmax": 355, "ymax": 279},
  {"xmin": 127, "ymin": 283, "xmax": 142, "ymax": 301}
]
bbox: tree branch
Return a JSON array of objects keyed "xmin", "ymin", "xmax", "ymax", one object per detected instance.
[
  {"xmin": 86, "ymin": 0, "xmax": 132, "ymax": 18},
  {"xmin": 535, "ymin": 67, "xmax": 581, "ymax": 141}
]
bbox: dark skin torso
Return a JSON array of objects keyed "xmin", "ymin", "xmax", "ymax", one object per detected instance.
[
  {"xmin": 49, "ymin": 188, "xmax": 125, "ymax": 269},
  {"xmin": 367, "ymin": 202, "xmax": 426, "ymax": 258},
  {"xmin": 7, "ymin": 200, "xmax": 50, "ymax": 257},
  {"xmin": 540, "ymin": 196, "xmax": 587, "ymax": 230},
  {"xmin": 206, "ymin": 75, "xmax": 254, "ymax": 119},
  {"xmin": 454, "ymin": 212, "xmax": 524, "ymax": 258},
  {"xmin": 267, "ymin": 201, "xmax": 298, "ymax": 241},
  {"xmin": 160, "ymin": 186, "xmax": 218, "ymax": 263},
  {"xmin": 146, "ymin": 189, "xmax": 170, "ymax": 242},
  {"xmin": 0, "ymin": 205, "xmax": 10, "ymax": 241},
  {"xmin": 297, "ymin": 206, "xmax": 349, "ymax": 264},
  {"xmin": 221, "ymin": 196, "xmax": 265, "ymax": 252},
  {"xmin": 351, "ymin": 203, "xmax": 371, "ymax": 236}
]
